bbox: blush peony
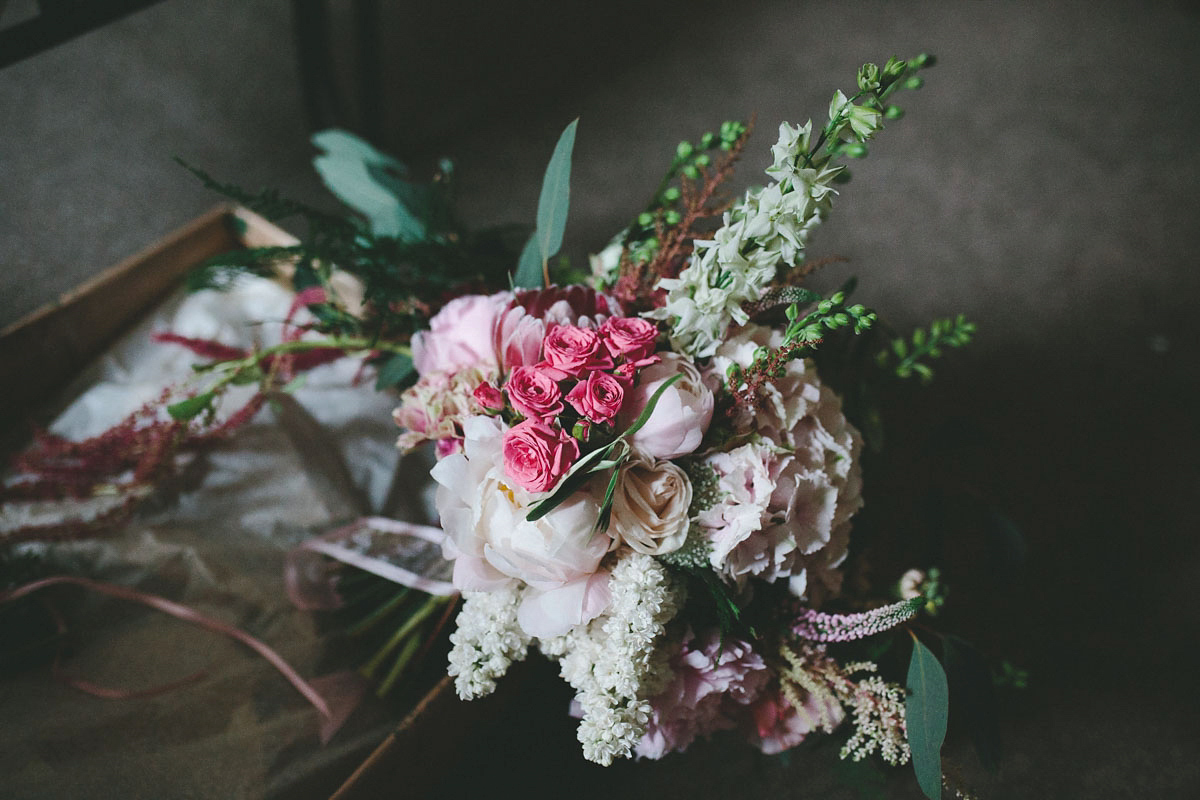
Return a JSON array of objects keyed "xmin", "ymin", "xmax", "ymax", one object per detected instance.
[{"xmin": 619, "ymin": 353, "xmax": 714, "ymax": 459}]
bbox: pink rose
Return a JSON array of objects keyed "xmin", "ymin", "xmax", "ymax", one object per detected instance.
[
  {"xmin": 505, "ymin": 366, "xmax": 565, "ymax": 420},
  {"xmin": 539, "ymin": 325, "xmax": 614, "ymax": 380},
  {"xmin": 502, "ymin": 418, "xmax": 579, "ymax": 493},
  {"xmin": 411, "ymin": 291, "xmax": 511, "ymax": 376},
  {"xmin": 565, "ymin": 371, "xmax": 626, "ymax": 423},
  {"xmin": 599, "ymin": 316, "xmax": 658, "ymax": 362},
  {"xmin": 472, "ymin": 382, "xmax": 505, "ymax": 412},
  {"xmin": 619, "ymin": 353, "xmax": 714, "ymax": 459}
]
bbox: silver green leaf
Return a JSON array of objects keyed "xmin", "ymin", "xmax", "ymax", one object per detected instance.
[{"xmin": 906, "ymin": 635, "xmax": 949, "ymax": 800}]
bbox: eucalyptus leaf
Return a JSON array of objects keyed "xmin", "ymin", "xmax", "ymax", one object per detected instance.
[
  {"xmin": 312, "ymin": 129, "xmax": 426, "ymax": 241},
  {"xmin": 513, "ymin": 231, "xmax": 544, "ymax": 288},
  {"xmin": 526, "ymin": 441, "xmax": 617, "ymax": 522},
  {"xmin": 906, "ymin": 635, "xmax": 949, "ymax": 800},
  {"xmin": 535, "ymin": 119, "xmax": 578, "ymax": 266}
]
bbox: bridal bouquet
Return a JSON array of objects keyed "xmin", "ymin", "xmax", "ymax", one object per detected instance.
[{"xmin": 4, "ymin": 52, "xmax": 992, "ymax": 799}]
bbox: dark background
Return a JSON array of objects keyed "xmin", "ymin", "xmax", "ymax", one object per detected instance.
[{"xmin": 2, "ymin": 1, "xmax": 1198, "ymax": 797}]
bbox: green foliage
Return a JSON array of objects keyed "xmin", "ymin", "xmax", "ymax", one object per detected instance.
[
  {"xmin": 374, "ymin": 352, "xmax": 415, "ymax": 391},
  {"xmin": 181, "ymin": 138, "xmax": 522, "ymax": 361},
  {"xmin": 994, "ymin": 660, "xmax": 1030, "ymax": 690},
  {"xmin": 877, "ymin": 315, "xmax": 976, "ymax": 383},
  {"xmin": 166, "ymin": 391, "xmax": 216, "ymax": 421},
  {"xmin": 312, "ymin": 129, "xmax": 429, "ymax": 241},
  {"xmin": 906, "ymin": 635, "xmax": 949, "ymax": 800},
  {"xmin": 186, "ymin": 247, "xmax": 297, "ymax": 292},
  {"xmin": 515, "ymin": 119, "xmax": 579, "ymax": 287}
]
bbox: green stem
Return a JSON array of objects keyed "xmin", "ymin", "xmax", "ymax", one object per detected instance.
[{"xmin": 359, "ymin": 594, "xmax": 448, "ymax": 680}]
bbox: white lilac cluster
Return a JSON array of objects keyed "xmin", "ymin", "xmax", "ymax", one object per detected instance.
[
  {"xmin": 545, "ymin": 551, "xmax": 682, "ymax": 765},
  {"xmin": 652, "ymin": 121, "xmax": 843, "ymax": 358},
  {"xmin": 446, "ymin": 584, "xmax": 531, "ymax": 700}
]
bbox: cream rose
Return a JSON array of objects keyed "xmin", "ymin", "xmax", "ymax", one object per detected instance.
[{"xmin": 610, "ymin": 454, "xmax": 692, "ymax": 555}]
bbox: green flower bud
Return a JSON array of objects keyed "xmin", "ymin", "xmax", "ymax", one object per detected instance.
[
  {"xmin": 699, "ymin": 132, "xmax": 715, "ymax": 148},
  {"xmin": 694, "ymin": 153, "xmax": 711, "ymax": 167},
  {"xmin": 830, "ymin": 292, "xmax": 845, "ymax": 305},
  {"xmin": 663, "ymin": 186, "xmax": 681, "ymax": 202},
  {"xmin": 914, "ymin": 52, "xmax": 936, "ymax": 68},
  {"xmin": 903, "ymin": 76, "xmax": 925, "ymax": 90},
  {"xmin": 884, "ymin": 105, "xmax": 905, "ymax": 120},
  {"xmin": 843, "ymin": 142, "xmax": 869, "ymax": 159},
  {"xmin": 637, "ymin": 212, "xmax": 654, "ymax": 227},
  {"xmin": 676, "ymin": 141, "xmax": 694, "ymax": 160},
  {"xmin": 682, "ymin": 165, "xmax": 700, "ymax": 180},
  {"xmin": 664, "ymin": 210, "xmax": 682, "ymax": 225},
  {"xmin": 883, "ymin": 56, "xmax": 908, "ymax": 79},
  {"xmin": 857, "ymin": 63, "xmax": 881, "ymax": 91}
]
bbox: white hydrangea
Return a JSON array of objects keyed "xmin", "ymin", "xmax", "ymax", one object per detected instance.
[
  {"xmin": 649, "ymin": 121, "xmax": 845, "ymax": 358},
  {"xmin": 447, "ymin": 585, "xmax": 531, "ymax": 700},
  {"xmin": 545, "ymin": 551, "xmax": 683, "ymax": 765}
]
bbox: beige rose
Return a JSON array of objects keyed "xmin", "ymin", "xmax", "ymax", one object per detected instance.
[{"xmin": 610, "ymin": 454, "xmax": 692, "ymax": 555}]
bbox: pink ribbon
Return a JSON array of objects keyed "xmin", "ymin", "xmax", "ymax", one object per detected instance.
[
  {"xmin": 0, "ymin": 575, "xmax": 364, "ymax": 742},
  {"xmin": 285, "ymin": 517, "xmax": 457, "ymax": 611}
]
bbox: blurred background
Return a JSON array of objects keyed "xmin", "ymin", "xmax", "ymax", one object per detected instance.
[{"xmin": 2, "ymin": 0, "xmax": 1199, "ymax": 797}]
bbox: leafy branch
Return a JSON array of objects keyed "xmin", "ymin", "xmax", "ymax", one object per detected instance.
[{"xmin": 876, "ymin": 315, "xmax": 975, "ymax": 383}]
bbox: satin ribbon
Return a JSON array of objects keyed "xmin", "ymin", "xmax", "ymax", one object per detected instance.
[{"xmin": 0, "ymin": 575, "xmax": 364, "ymax": 742}]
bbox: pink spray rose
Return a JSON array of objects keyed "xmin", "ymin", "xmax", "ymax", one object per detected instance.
[
  {"xmin": 411, "ymin": 291, "xmax": 511, "ymax": 376},
  {"xmin": 565, "ymin": 371, "xmax": 626, "ymax": 424},
  {"xmin": 505, "ymin": 366, "xmax": 565, "ymax": 420},
  {"xmin": 540, "ymin": 325, "xmax": 614, "ymax": 380},
  {"xmin": 472, "ymin": 382, "xmax": 505, "ymax": 413},
  {"xmin": 598, "ymin": 316, "xmax": 659, "ymax": 363},
  {"xmin": 502, "ymin": 418, "xmax": 579, "ymax": 493},
  {"xmin": 619, "ymin": 352, "xmax": 714, "ymax": 459}
]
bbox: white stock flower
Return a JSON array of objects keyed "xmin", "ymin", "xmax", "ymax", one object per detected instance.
[{"xmin": 648, "ymin": 120, "xmax": 843, "ymax": 358}]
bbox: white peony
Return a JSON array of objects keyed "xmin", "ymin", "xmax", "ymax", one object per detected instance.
[{"xmin": 431, "ymin": 415, "xmax": 613, "ymax": 637}]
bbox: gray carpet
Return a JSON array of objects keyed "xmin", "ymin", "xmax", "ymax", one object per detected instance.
[{"xmin": 2, "ymin": 0, "xmax": 1199, "ymax": 797}]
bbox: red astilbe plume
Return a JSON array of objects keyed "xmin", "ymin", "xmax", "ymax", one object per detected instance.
[{"xmin": 2, "ymin": 387, "xmax": 264, "ymax": 544}]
